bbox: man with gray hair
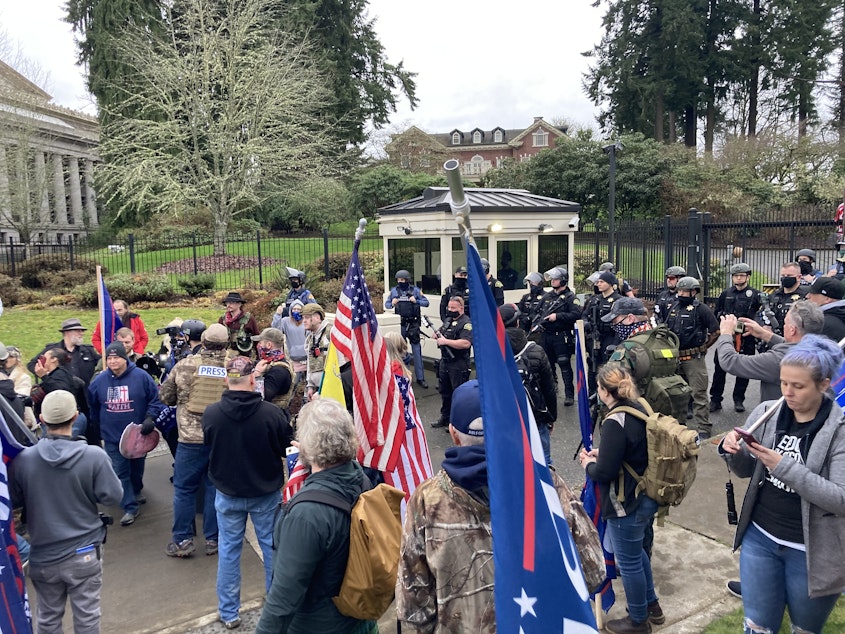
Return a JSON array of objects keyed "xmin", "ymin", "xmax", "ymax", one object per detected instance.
[
  {"xmin": 717, "ymin": 300, "xmax": 824, "ymax": 403},
  {"xmin": 202, "ymin": 355, "xmax": 292, "ymax": 630}
]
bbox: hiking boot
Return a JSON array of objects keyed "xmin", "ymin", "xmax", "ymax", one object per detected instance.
[
  {"xmin": 120, "ymin": 509, "xmax": 140, "ymax": 526},
  {"xmin": 416, "ymin": 379, "xmax": 429, "ymax": 389},
  {"xmin": 431, "ymin": 419, "xmax": 449, "ymax": 429},
  {"xmin": 136, "ymin": 495, "xmax": 147, "ymax": 505},
  {"xmin": 734, "ymin": 401, "xmax": 746, "ymax": 413},
  {"xmin": 205, "ymin": 540, "xmax": 218, "ymax": 556},
  {"xmin": 605, "ymin": 615, "xmax": 652, "ymax": 634},
  {"xmin": 647, "ymin": 600, "xmax": 665, "ymax": 625},
  {"xmin": 698, "ymin": 429, "xmax": 712, "ymax": 441},
  {"xmin": 564, "ymin": 397, "xmax": 574, "ymax": 406},
  {"xmin": 709, "ymin": 400, "xmax": 722, "ymax": 412},
  {"xmin": 219, "ymin": 616, "xmax": 241, "ymax": 630},
  {"xmin": 726, "ymin": 580, "xmax": 742, "ymax": 598},
  {"xmin": 165, "ymin": 539, "xmax": 195, "ymax": 558}
]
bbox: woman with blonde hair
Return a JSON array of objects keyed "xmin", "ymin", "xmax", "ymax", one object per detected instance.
[
  {"xmin": 578, "ymin": 364, "xmax": 662, "ymax": 634},
  {"xmin": 383, "ymin": 330, "xmax": 411, "ymax": 380}
]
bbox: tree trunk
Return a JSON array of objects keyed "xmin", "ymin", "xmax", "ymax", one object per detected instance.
[
  {"xmin": 684, "ymin": 104, "xmax": 696, "ymax": 149},
  {"xmin": 668, "ymin": 111, "xmax": 677, "ymax": 143},
  {"xmin": 839, "ymin": 5, "xmax": 845, "ymax": 157},
  {"xmin": 748, "ymin": 0, "xmax": 761, "ymax": 137},
  {"xmin": 213, "ymin": 216, "xmax": 228, "ymax": 256},
  {"xmin": 655, "ymin": 89, "xmax": 665, "ymax": 142},
  {"xmin": 705, "ymin": 83, "xmax": 715, "ymax": 155},
  {"xmin": 798, "ymin": 78, "xmax": 809, "ymax": 139}
]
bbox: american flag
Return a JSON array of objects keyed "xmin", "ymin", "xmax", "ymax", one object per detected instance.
[
  {"xmin": 331, "ymin": 244, "xmax": 404, "ymax": 473},
  {"xmin": 0, "ymin": 412, "xmax": 31, "ymax": 632},
  {"xmin": 383, "ymin": 372, "xmax": 433, "ymax": 517},
  {"xmin": 282, "ymin": 449, "xmax": 309, "ymax": 503},
  {"xmin": 466, "ymin": 245, "xmax": 597, "ymax": 632},
  {"xmin": 576, "ymin": 322, "xmax": 616, "ymax": 612}
]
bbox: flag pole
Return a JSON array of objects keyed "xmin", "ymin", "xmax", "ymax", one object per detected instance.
[
  {"xmin": 444, "ymin": 159, "xmax": 475, "ymax": 249},
  {"xmin": 96, "ymin": 265, "xmax": 105, "ymax": 348}
]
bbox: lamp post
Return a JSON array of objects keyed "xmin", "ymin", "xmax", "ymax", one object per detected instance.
[{"xmin": 602, "ymin": 141, "xmax": 622, "ymax": 266}]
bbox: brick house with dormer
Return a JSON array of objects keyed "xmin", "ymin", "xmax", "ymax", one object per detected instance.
[{"xmin": 384, "ymin": 116, "xmax": 568, "ymax": 182}]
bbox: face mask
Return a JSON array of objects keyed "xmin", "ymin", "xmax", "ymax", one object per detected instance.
[
  {"xmin": 452, "ymin": 277, "xmax": 467, "ymax": 291},
  {"xmin": 677, "ymin": 295, "xmax": 694, "ymax": 307},
  {"xmin": 781, "ymin": 276, "xmax": 797, "ymax": 288},
  {"xmin": 530, "ymin": 284, "xmax": 543, "ymax": 296},
  {"xmin": 612, "ymin": 321, "xmax": 639, "ymax": 340},
  {"xmin": 398, "ymin": 281, "xmax": 410, "ymax": 292},
  {"xmin": 290, "ymin": 279, "xmax": 301, "ymax": 289},
  {"xmin": 292, "ymin": 311, "xmax": 302, "ymax": 322},
  {"xmin": 446, "ymin": 310, "xmax": 459, "ymax": 319},
  {"xmin": 799, "ymin": 261, "xmax": 813, "ymax": 275},
  {"xmin": 259, "ymin": 347, "xmax": 285, "ymax": 363}
]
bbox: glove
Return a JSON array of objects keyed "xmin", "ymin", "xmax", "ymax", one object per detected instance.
[{"xmin": 140, "ymin": 417, "xmax": 156, "ymax": 436}]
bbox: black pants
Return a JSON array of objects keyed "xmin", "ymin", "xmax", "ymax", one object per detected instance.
[
  {"xmin": 542, "ymin": 334, "xmax": 574, "ymax": 399},
  {"xmin": 438, "ymin": 360, "xmax": 471, "ymax": 423},
  {"xmin": 710, "ymin": 342, "xmax": 753, "ymax": 404}
]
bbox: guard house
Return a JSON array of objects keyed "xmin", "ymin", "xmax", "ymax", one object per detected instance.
[{"xmin": 377, "ymin": 186, "xmax": 581, "ymax": 356}]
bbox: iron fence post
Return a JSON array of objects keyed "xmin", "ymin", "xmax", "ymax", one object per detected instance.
[
  {"xmin": 69, "ymin": 237, "xmax": 75, "ymax": 270},
  {"xmin": 687, "ymin": 208, "xmax": 702, "ymax": 283},
  {"xmin": 257, "ymin": 229, "xmax": 263, "ymax": 289},
  {"xmin": 129, "ymin": 233, "xmax": 136, "ymax": 274},
  {"xmin": 701, "ymin": 212, "xmax": 712, "ymax": 299},
  {"xmin": 663, "ymin": 216, "xmax": 672, "ymax": 272},
  {"xmin": 8, "ymin": 237, "xmax": 14, "ymax": 278},
  {"xmin": 192, "ymin": 232, "xmax": 198, "ymax": 276},
  {"xmin": 323, "ymin": 228, "xmax": 330, "ymax": 280}
]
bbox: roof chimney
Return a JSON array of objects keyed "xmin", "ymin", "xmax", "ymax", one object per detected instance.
[{"xmin": 533, "ymin": 116, "xmax": 543, "ymax": 123}]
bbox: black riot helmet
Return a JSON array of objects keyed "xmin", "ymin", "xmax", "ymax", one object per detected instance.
[{"xmin": 181, "ymin": 319, "xmax": 206, "ymax": 342}]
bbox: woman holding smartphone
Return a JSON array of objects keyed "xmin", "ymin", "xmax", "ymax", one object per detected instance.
[{"xmin": 720, "ymin": 334, "xmax": 845, "ymax": 633}]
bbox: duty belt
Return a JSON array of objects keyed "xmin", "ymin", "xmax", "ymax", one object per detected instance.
[{"xmin": 679, "ymin": 345, "xmax": 708, "ymax": 360}]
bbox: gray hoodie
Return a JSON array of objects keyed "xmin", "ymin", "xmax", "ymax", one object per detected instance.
[{"xmin": 11, "ymin": 436, "xmax": 122, "ymax": 565}]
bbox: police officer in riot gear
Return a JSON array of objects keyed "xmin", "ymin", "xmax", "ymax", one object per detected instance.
[
  {"xmin": 481, "ymin": 258, "xmax": 505, "ymax": 306},
  {"xmin": 583, "ymin": 271, "xmax": 622, "ymax": 375},
  {"xmin": 385, "ymin": 270, "xmax": 431, "ymax": 388},
  {"xmin": 710, "ymin": 263, "xmax": 761, "ymax": 413},
  {"xmin": 796, "ymin": 248, "xmax": 821, "ymax": 284},
  {"xmin": 440, "ymin": 266, "xmax": 470, "ymax": 320},
  {"xmin": 664, "ymin": 277, "xmax": 719, "ymax": 438},
  {"xmin": 768, "ymin": 262, "xmax": 808, "ymax": 335},
  {"xmin": 431, "ymin": 296, "xmax": 473, "ymax": 429},
  {"xmin": 654, "ymin": 266, "xmax": 686, "ymax": 323},
  {"xmin": 599, "ymin": 262, "xmax": 634, "ymax": 297},
  {"xmin": 537, "ymin": 266, "xmax": 581, "ymax": 405},
  {"xmin": 517, "ymin": 272, "xmax": 546, "ymax": 337},
  {"xmin": 279, "ymin": 267, "xmax": 316, "ymax": 318}
]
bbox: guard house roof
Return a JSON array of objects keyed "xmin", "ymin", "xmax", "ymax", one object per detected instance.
[{"xmin": 378, "ymin": 187, "xmax": 582, "ymax": 215}]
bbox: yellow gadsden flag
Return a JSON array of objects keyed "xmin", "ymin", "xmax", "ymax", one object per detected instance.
[{"xmin": 319, "ymin": 342, "xmax": 347, "ymax": 406}]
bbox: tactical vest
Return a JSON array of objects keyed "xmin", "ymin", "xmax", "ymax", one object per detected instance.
[
  {"xmin": 440, "ymin": 314, "xmax": 472, "ymax": 361},
  {"xmin": 394, "ymin": 288, "xmax": 421, "ymax": 321},
  {"xmin": 268, "ymin": 359, "xmax": 296, "ymax": 409},
  {"xmin": 307, "ymin": 324, "xmax": 331, "ymax": 374},
  {"xmin": 187, "ymin": 356, "xmax": 228, "ymax": 415},
  {"xmin": 664, "ymin": 301, "xmax": 708, "ymax": 350},
  {"xmin": 719, "ymin": 287, "xmax": 758, "ymax": 319},
  {"xmin": 227, "ymin": 312, "xmax": 254, "ymax": 353}
]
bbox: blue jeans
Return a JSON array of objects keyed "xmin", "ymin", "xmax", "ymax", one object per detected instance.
[
  {"xmin": 215, "ymin": 490, "xmax": 280, "ymax": 622},
  {"xmin": 172, "ymin": 442, "xmax": 218, "ymax": 543},
  {"xmin": 537, "ymin": 422, "xmax": 552, "ymax": 466},
  {"xmin": 104, "ymin": 442, "xmax": 145, "ymax": 514},
  {"xmin": 606, "ymin": 495, "xmax": 659, "ymax": 624},
  {"xmin": 72, "ymin": 413, "xmax": 87, "ymax": 438},
  {"xmin": 740, "ymin": 522, "xmax": 839, "ymax": 633}
]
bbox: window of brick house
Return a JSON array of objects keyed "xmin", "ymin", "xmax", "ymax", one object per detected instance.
[
  {"xmin": 452, "ymin": 132, "xmax": 461, "ymax": 145},
  {"xmin": 532, "ymin": 129, "xmax": 549, "ymax": 147},
  {"xmin": 494, "ymin": 130, "xmax": 503, "ymax": 143},
  {"xmin": 473, "ymin": 131, "xmax": 482, "ymax": 144}
]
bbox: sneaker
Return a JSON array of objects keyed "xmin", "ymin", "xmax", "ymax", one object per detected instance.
[
  {"xmin": 734, "ymin": 401, "xmax": 746, "ymax": 413},
  {"xmin": 605, "ymin": 615, "xmax": 652, "ymax": 634},
  {"xmin": 727, "ymin": 580, "xmax": 742, "ymax": 598},
  {"xmin": 165, "ymin": 539, "xmax": 195, "ymax": 558},
  {"xmin": 136, "ymin": 495, "xmax": 147, "ymax": 505},
  {"xmin": 709, "ymin": 400, "xmax": 722, "ymax": 412},
  {"xmin": 120, "ymin": 510, "xmax": 140, "ymax": 526},
  {"xmin": 698, "ymin": 429, "xmax": 712, "ymax": 441},
  {"xmin": 205, "ymin": 540, "xmax": 218, "ymax": 556},
  {"xmin": 416, "ymin": 379, "xmax": 429, "ymax": 389},
  {"xmin": 430, "ymin": 419, "xmax": 449, "ymax": 429},
  {"xmin": 219, "ymin": 616, "xmax": 241, "ymax": 630},
  {"xmin": 647, "ymin": 600, "xmax": 665, "ymax": 625},
  {"xmin": 564, "ymin": 398, "xmax": 574, "ymax": 406}
]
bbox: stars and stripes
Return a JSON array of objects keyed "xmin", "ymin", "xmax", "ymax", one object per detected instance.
[
  {"xmin": 465, "ymin": 245, "xmax": 597, "ymax": 632},
  {"xmin": 282, "ymin": 449, "xmax": 309, "ymax": 503},
  {"xmin": 331, "ymin": 244, "xmax": 404, "ymax": 473}
]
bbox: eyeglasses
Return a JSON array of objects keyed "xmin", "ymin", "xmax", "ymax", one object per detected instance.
[{"xmin": 666, "ymin": 276, "xmax": 678, "ymax": 280}]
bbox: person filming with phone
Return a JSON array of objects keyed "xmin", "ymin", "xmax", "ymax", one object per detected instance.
[{"xmin": 718, "ymin": 335, "xmax": 845, "ymax": 634}]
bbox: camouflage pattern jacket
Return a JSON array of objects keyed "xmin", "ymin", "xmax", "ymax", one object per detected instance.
[
  {"xmin": 396, "ymin": 454, "xmax": 603, "ymax": 633},
  {"xmin": 159, "ymin": 348, "xmax": 229, "ymax": 444}
]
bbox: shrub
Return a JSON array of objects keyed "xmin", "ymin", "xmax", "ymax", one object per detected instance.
[
  {"xmin": 310, "ymin": 278, "xmax": 384, "ymax": 314},
  {"xmin": 72, "ymin": 274, "xmax": 176, "ymax": 307},
  {"xmin": 0, "ymin": 274, "xmax": 40, "ymax": 306},
  {"xmin": 308, "ymin": 250, "xmax": 384, "ymax": 283},
  {"xmin": 18, "ymin": 254, "xmax": 101, "ymax": 290},
  {"xmin": 178, "ymin": 274, "xmax": 216, "ymax": 297}
]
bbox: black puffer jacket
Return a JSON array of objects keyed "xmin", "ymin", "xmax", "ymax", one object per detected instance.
[{"xmin": 506, "ymin": 327, "xmax": 558, "ymax": 424}]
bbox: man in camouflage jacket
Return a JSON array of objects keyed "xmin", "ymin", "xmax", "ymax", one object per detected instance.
[
  {"xmin": 158, "ymin": 323, "xmax": 231, "ymax": 558},
  {"xmin": 396, "ymin": 381, "xmax": 603, "ymax": 632}
]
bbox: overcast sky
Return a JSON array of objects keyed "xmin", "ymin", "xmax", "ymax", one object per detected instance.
[{"xmin": 1, "ymin": 0, "xmax": 604, "ymax": 133}]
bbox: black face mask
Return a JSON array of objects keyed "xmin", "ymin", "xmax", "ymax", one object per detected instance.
[
  {"xmin": 290, "ymin": 279, "xmax": 301, "ymax": 289},
  {"xmin": 530, "ymin": 284, "xmax": 543, "ymax": 296},
  {"xmin": 781, "ymin": 276, "xmax": 797, "ymax": 288},
  {"xmin": 398, "ymin": 281, "xmax": 409, "ymax": 292},
  {"xmin": 799, "ymin": 261, "xmax": 813, "ymax": 275},
  {"xmin": 452, "ymin": 277, "xmax": 467, "ymax": 291},
  {"xmin": 446, "ymin": 310, "xmax": 459, "ymax": 319},
  {"xmin": 677, "ymin": 295, "xmax": 694, "ymax": 307}
]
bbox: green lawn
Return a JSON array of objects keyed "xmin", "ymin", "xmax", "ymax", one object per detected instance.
[{"xmin": 703, "ymin": 596, "xmax": 845, "ymax": 632}]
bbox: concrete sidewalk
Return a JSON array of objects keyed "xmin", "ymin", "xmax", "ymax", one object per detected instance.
[{"xmin": 37, "ymin": 352, "xmax": 752, "ymax": 632}]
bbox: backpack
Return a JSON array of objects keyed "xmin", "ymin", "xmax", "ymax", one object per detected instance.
[
  {"xmin": 514, "ymin": 342, "xmax": 552, "ymax": 425},
  {"xmin": 611, "ymin": 399, "xmax": 701, "ymax": 524},
  {"xmin": 607, "ymin": 325, "xmax": 692, "ymax": 420},
  {"xmin": 286, "ymin": 482, "xmax": 405, "ymax": 620}
]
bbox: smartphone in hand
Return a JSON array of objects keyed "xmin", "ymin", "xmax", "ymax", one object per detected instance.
[
  {"xmin": 734, "ymin": 427, "xmax": 756, "ymax": 446},
  {"xmin": 37, "ymin": 355, "xmax": 46, "ymax": 366}
]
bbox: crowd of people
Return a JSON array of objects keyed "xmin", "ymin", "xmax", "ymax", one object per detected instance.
[{"xmin": 3, "ymin": 249, "xmax": 845, "ymax": 633}]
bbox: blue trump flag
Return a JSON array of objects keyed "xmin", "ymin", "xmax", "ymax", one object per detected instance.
[
  {"xmin": 465, "ymin": 245, "xmax": 598, "ymax": 632},
  {"xmin": 97, "ymin": 267, "xmax": 123, "ymax": 349},
  {"xmin": 575, "ymin": 324, "xmax": 616, "ymax": 612}
]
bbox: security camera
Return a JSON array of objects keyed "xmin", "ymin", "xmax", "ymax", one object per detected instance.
[{"xmin": 569, "ymin": 216, "xmax": 580, "ymax": 229}]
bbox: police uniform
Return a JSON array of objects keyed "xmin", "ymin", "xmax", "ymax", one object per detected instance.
[
  {"xmin": 768, "ymin": 285, "xmax": 808, "ymax": 336},
  {"xmin": 487, "ymin": 276, "xmax": 505, "ymax": 307},
  {"xmin": 305, "ymin": 322, "xmax": 332, "ymax": 395},
  {"xmin": 385, "ymin": 282, "xmax": 430, "ymax": 385},
  {"xmin": 653, "ymin": 286, "xmax": 677, "ymax": 324},
  {"xmin": 664, "ymin": 299, "xmax": 718, "ymax": 434},
  {"xmin": 440, "ymin": 279, "xmax": 470, "ymax": 320},
  {"xmin": 537, "ymin": 287, "xmax": 581, "ymax": 402},
  {"xmin": 583, "ymin": 291, "xmax": 621, "ymax": 369},
  {"xmin": 710, "ymin": 285, "xmax": 761, "ymax": 409},
  {"xmin": 434, "ymin": 314, "xmax": 473, "ymax": 427},
  {"xmin": 517, "ymin": 286, "xmax": 545, "ymax": 337}
]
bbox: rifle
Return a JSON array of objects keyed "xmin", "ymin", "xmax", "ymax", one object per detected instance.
[{"xmin": 422, "ymin": 315, "xmax": 455, "ymax": 361}]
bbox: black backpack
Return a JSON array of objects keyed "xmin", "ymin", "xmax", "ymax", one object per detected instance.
[{"xmin": 514, "ymin": 342, "xmax": 552, "ymax": 425}]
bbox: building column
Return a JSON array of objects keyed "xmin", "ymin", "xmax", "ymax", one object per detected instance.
[
  {"xmin": 67, "ymin": 156, "xmax": 83, "ymax": 226},
  {"xmin": 52, "ymin": 154, "xmax": 68, "ymax": 224},
  {"xmin": 83, "ymin": 159, "xmax": 98, "ymax": 226},
  {"xmin": 33, "ymin": 150, "xmax": 50, "ymax": 224},
  {"xmin": 0, "ymin": 147, "xmax": 10, "ymax": 219}
]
